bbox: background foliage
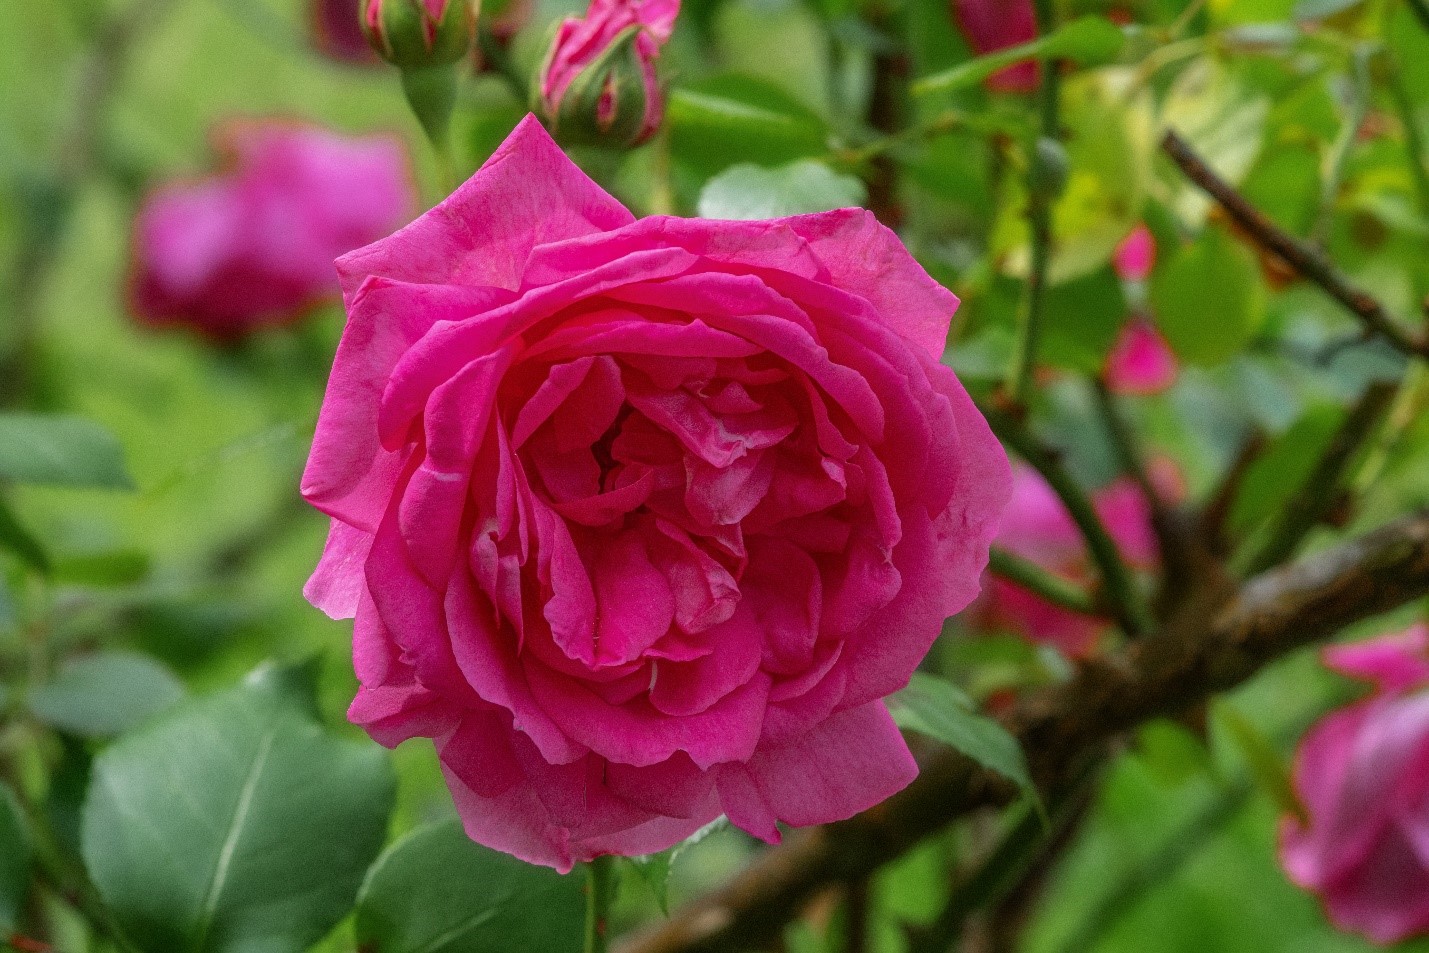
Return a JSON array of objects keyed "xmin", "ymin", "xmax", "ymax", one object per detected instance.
[{"xmin": 3, "ymin": 0, "xmax": 1429, "ymax": 950}]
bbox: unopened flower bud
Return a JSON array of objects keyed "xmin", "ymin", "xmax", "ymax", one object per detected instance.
[
  {"xmin": 1028, "ymin": 136, "xmax": 1069, "ymax": 203},
  {"xmin": 361, "ymin": 0, "xmax": 476, "ymax": 70},
  {"xmin": 536, "ymin": 0, "xmax": 679, "ymax": 149}
]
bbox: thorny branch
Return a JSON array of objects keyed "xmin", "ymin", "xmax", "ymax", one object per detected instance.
[
  {"xmin": 621, "ymin": 511, "xmax": 1429, "ymax": 953},
  {"xmin": 1161, "ymin": 129, "xmax": 1427, "ymax": 358}
]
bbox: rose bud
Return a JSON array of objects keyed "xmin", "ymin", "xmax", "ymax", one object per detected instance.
[
  {"xmin": 1280, "ymin": 628, "xmax": 1429, "ymax": 944},
  {"xmin": 130, "ymin": 122, "xmax": 415, "ymax": 340},
  {"xmin": 361, "ymin": 0, "xmax": 476, "ymax": 70},
  {"xmin": 950, "ymin": 0, "xmax": 1039, "ymax": 94},
  {"xmin": 536, "ymin": 0, "xmax": 678, "ymax": 148},
  {"xmin": 973, "ymin": 463, "xmax": 1178, "ymax": 656},
  {"xmin": 1105, "ymin": 319, "xmax": 1177, "ymax": 396},
  {"xmin": 1113, "ymin": 223, "xmax": 1156, "ymax": 282},
  {"xmin": 312, "ymin": 0, "xmax": 380, "ymax": 64},
  {"xmin": 1105, "ymin": 227, "xmax": 1178, "ymax": 396},
  {"xmin": 302, "ymin": 116, "xmax": 1011, "ymax": 870}
]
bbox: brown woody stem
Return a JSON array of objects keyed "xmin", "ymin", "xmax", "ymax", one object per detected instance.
[
  {"xmin": 619, "ymin": 511, "xmax": 1429, "ymax": 953},
  {"xmin": 1160, "ymin": 129, "xmax": 1425, "ymax": 358}
]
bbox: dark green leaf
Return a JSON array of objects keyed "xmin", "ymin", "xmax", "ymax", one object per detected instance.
[
  {"xmin": 242, "ymin": 655, "xmax": 324, "ymax": 720},
  {"xmin": 1214, "ymin": 702, "xmax": 1306, "ymax": 825},
  {"xmin": 0, "ymin": 413, "xmax": 133, "ymax": 490},
  {"xmin": 890, "ymin": 673, "xmax": 1039, "ymax": 807},
  {"xmin": 1149, "ymin": 229, "xmax": 1266, "ymax": 365},
  {"xmin": 50, "ymin": 547, "xmax": 151, "ymax": 586},
  {"xmin": 1229, "ymin": 404, "xmax": 1342, "ymax": 534},
  {"xmin": 1040, "ymin": 267, "xmax": 1129, "ymax": 374},
  {"xmin": 913, "ymin": 17, "xmax": 1126, "ymax": 96},
  {"xmin": 29, "ymin": 650, "xmax": 185, "ymax": 738},
  {"xmin": 81, "ymin": 679, "xmax": 395, "ymax": 953},
  {"xmin": 0, "ymin": 495, "xmax": 47, "ymax": 572},
  {"xmin": 668, "ymin": 77, "xmax": 829, "ymax": 177},
  {"xmin": 629, "ymin": 817, "xmax": 729, "ymax": 914},
  {"xmin": 356, "ymin": 817, "xmax": 584, "ymax": 953},
  {"xmin": 0, "ymin": 783, "xmax": 30, "ymax": 933},
  {"xmin": 697, "ymin": 160, "xmax": 866, "ymax": 220},
  {"xmin": 1135, "ymin": 719, "xmax": 1216, "ymax": 789}
]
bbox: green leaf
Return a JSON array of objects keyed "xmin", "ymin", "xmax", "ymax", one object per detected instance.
[
  {"xmin": 628, "ymin": 817, "xmax": 729, "ymax": 914},
  {"xmin": 0, "ymin": 413, "xmax": 133, "ymax": 490},
  {"xmin": 697, "ymin": 160, "xmax": 866, "ymax": 220},
  {"xmin": 81, "ymin": 678, "xmax": 395, "ymax": 953},
  {"xmin": 29, "ymin": 650, "xmax": 185, "ymax": 738},
  {"xmin": 1214, "ymin": 702, "xmax": 1306, "ymax": 825},
  {"xmin": 356, "ymin": 817, "xmax": 584, "ymax": 953},
  {"xmin": 890, "ymin": 673, "xmax": 1040, "ymax": 809},
  {"xmin": 51, "ymin": 547, "xmax": 150, "ymax": 586},
  {"xmin": 1149, "ymin": 229, "xmax": 1266, "ymax": 365},
  {"xmin": 991, "ymin": 74, "xmax": 1155, "ymax": 284},
  {"xmin": 0, "ymin": 495, "xmax": 48, "ymax": 572},
  {"xmin": 668, "ymin": 77, "xmax": 829, "ymax": 177},
  {"xmin": 1040, "ymin": 267, "xmax": 1129, "ymax": 374},
  {"xmin": 0, "ymin": 783, "xmax": 31, "ymax": 933},
  {"xmin": 1135, "ymin": 719, "xmax": 1216, "ymax": 789},
  {"xmin": 1229, "ymin": 404, "xmax": 1342, "ymax": 535},
  {"xmin": 242, "ymin": 655, "xmax": 324, "ymax": 720},
  {"xmin": 913, "ymin": 16, "xmax": 1126, "ymax": 96}
]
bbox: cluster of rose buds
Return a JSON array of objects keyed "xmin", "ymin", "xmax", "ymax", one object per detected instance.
[{"xmin": 351, "ymin": 0, "xmax": 678, "ymax": 149}]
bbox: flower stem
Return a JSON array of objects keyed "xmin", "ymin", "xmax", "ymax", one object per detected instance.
[
  {"xmin": 981, "ymin": 403, "xmax": 1153, "ymax": 637},
  {"xmin": 987, "ymin": 548, "xmax": 1097, "ymax": 617},
  {"xmin": 400, "ymin": 65, "xmax": 459, "ymax": 197},
  {"xmin": 1005, "ymin": 0, "xmax": 1061, "ymax": 407},
  {"xmin": 585, "ymin": 855, "xmax": 615, "ymax": 953}
]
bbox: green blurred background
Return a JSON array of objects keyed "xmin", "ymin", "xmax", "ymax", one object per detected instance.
[{"xmin": 5, "ymin": 0, "xmax": 1429, "ymax": 950}]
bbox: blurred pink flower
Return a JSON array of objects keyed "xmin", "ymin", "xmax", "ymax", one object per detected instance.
[
  {"xmin": 1105, "ymin": 227, "xmax": 1177, "ymax": 395},
  {"xmin": 975, "ymin": 464, "xmax": 1173, "ymax": 656},
  {"xmin": 1281, "ymin": 627, "xmax": 1429, "ymax": 945},
  {"xmin": 312, "ymin": 0, "xmax": 379, "ymax": 64},
  {"xmin": 950, "ymin": 0, "xmax": 1038, "ymax": 94},
  {"xmin": 537, "ymin": 0, "xmax": 679, "ymax": 145},
  {"xmin": 130, "ymin": 122, "xmax": 415, "ymax": 340},
  {"xmin": 1105, "ymin": 318, "xmax": 1177, "ymax": 396},
  {"xmin": 1113, "ymin": 224, "xmax": 1156, "ymax": 282},
  {"xmin": 302, "ymin": 116, "xmax": 1010, "ymax": 870}
]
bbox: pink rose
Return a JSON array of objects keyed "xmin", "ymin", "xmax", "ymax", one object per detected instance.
[
  {"xmin": 301, "ymin": 116, "xmax": 1010, "ymax": 871},
  {"xmin": 1105, "ymin": 318, "xmax": 1177, "ymax": 396},
  {"xmin": 536, "ymin": 0, "xmax": 678, "ymax": 146},
  {"xmin": 950, "ymin": 0, "xmax": 1038, "ymax": 94},
  {"xmin": 976, "ymin": 465, "xmax": 1168, "ymax": 656},
  {"xmin": 130, "ymin": 122, "xmax": 415, "ymax": 340},
  {"xmin": 1280, "ymin": 627, "xmax": 1429, "ymax": 944}
]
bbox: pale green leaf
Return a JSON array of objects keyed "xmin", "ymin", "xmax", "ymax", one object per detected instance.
[
  {"xmin": 697, "ymin": 160, "xmax": 866, "ymax": 220},
  {"xmin": 0, "ymin": 413, "xmax": 133, "ymax": 490}
]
